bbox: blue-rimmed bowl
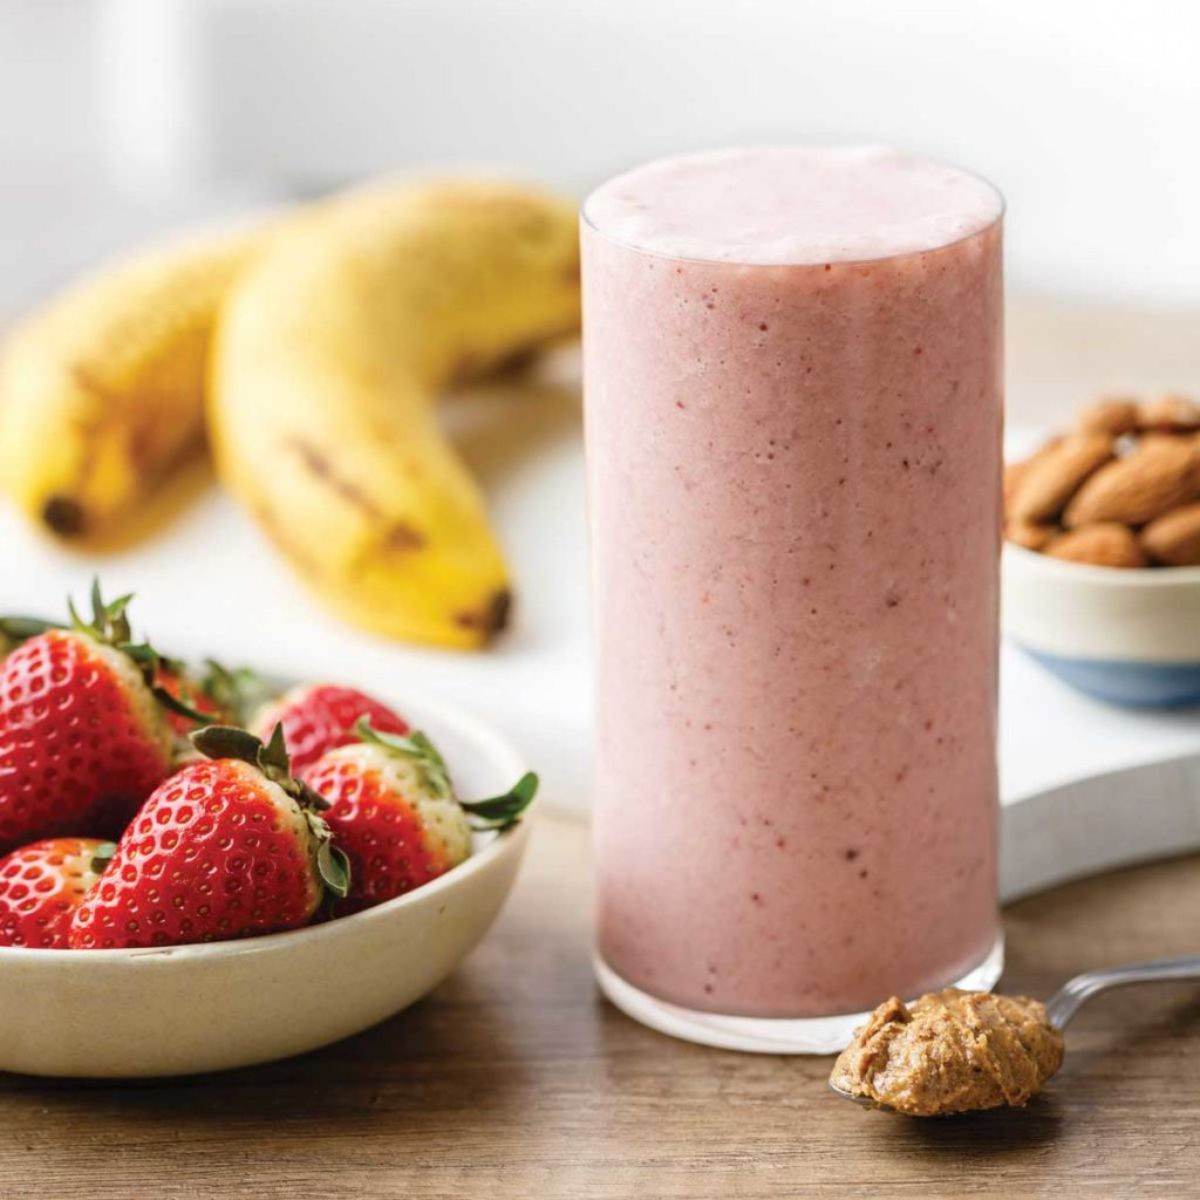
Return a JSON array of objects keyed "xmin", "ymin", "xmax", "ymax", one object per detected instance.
[{"xmin": 1002, "ymin": 543, "xmax": 1200, "ymax": 707}]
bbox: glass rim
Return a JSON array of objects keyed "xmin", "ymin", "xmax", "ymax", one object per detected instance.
[{"xmin": 580, "ymin": 144, "xmax": 1006, "ymax": 271}]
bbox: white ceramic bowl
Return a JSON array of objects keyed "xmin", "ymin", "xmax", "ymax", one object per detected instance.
[
  {"xmin": 1003, "ymin": 543, "xmax": 1200, "ymax": 707},
  {"xmin": 0, "ymin": 689, "xmax": 535, "ymax": 1078}
]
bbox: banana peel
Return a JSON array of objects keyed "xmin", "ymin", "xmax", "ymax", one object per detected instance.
[
  {"xmin": 0, "ymin": 178, "xmax": 581, "ymax": 650},
  {"xmin": 209, "ymin": 178, "xmax": 581, "ymax": 649},
  {"xmin": 0, "ymin": 227, "xmax": 262, "ymax": 539}
]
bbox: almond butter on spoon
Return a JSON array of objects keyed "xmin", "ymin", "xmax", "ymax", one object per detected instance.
[
  {"xmin": 829, "ymin": 990, "xmax": 1062, "ymax": 1117},
  {"xmin": 829, "ymin": 954, "xmax": 1200, "ymax": 1117}
]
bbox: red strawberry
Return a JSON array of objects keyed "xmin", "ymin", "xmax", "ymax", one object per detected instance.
[
  {"xmin": 0, "ymin": 616, "xmax": 58, "ymax": 663},
  {"xmin": 0, "ymin": 837, "xmax": 115, "ymax": 948},
  {"xmin": 69, "ymin": 725, "xmax": 349, "ymax": 949},
  {"xmin": 305, "ymin": 720, "xmax": 537, "ymax": 913},
  {"xmin": 0, "ymin": 584, "xmax": 177, "ymax": 851},
  {"xmin": 155, "ymin": 658, "xmax": 258, "ymax": 737},
  {"xmin": 252, "ymin": 683, "xmax": 410, "ymax": 776},
  {"xmin": 156, "ymin": 665, "xmax": 226, "ymax": 737}
]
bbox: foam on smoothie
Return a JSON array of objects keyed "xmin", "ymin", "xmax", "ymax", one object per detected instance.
[{"xmin": 584, "ymin": 145, "xmax": 1002, "ymax": 265}]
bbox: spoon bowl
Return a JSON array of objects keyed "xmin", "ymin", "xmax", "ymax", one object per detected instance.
[{"xmin": 828, "ymin": 953, "xmax": 1200, "ymax": 1111}]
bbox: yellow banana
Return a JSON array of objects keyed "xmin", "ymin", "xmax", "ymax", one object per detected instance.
[
  {"xmin": 209, "ymin": 178, "xmax": 580, "ymax": 649},
  {"xmin": 0, "ymin": 227, "xmax": 262, "ymax": 539}
]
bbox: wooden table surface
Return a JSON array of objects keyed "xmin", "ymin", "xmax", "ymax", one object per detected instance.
[{"xmin": 3, "ymin": 811, "xmax": 1198, "ymax": 1199}]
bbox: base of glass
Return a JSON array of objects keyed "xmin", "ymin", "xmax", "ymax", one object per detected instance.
[{"xmin": 594, "ymin": 933, "xmax": 1005, "ymax": 1055}]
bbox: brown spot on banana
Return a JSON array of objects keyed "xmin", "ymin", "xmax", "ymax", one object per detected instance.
[
  {"xmin": 284, "ymin": 436, "xmax": 384, "ymax": 519},
  {"xmin": 286, "ymin": 437, "xmax": 426, "ymax": 554},
  {"xmin": 455, "ymin": 589, "xmax": 512, "ymax": 636},
  {"xmin": 383, "ymin": 523, "xmax": 427, "ymax": 552},
  {"xmin": 0, "ymin": 225, "xmax": 262, "ymax": 541},
  {"xmin": 209, "ymin": 177, "xmax": 580, "ymax": 647},
  {"xmin": 41, "ymin": 495, "xmax": 86, "ymax": 536}
]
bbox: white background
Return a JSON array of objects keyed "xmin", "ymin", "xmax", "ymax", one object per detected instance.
[{"xmin": 3, "ymin": 0, "xmax": 1200, "ymax": 307}]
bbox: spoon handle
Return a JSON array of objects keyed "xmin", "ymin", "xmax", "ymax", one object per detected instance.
[{"xmin": 1045, "ymin": 954, "xmax": 1200, "ymax": 1029}]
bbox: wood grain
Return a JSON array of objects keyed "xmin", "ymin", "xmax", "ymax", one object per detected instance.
[{"xmin": 2, "ymin": 812, "xmax": 1198, "ymax": 1199}]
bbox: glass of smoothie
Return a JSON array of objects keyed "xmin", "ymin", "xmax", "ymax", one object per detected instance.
[{"xmin": 582, "ymin": 146, "xmax": 1004, "ymax": 1052}]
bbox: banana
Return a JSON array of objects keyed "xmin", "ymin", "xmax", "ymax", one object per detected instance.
[
  {"xmin": 209, "ymin": 178, "xmax": 580, "ymax": 649},
  {"xmin": 0, "ymin": 227, "xmax": 262, "ymax": 539}
]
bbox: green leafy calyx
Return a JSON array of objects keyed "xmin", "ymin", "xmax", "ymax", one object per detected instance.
[
  {"xmin": 355, "ymin": 719, "xmax": 454, "ymax": 799},
  {"xmin": 66, "ymin": 579, "xmax": 215, "ymax": 727},
  {"xmin": 90, "ymin": 841, "xmax": 118, "ymax": 875},
  {"xmin": 189, "ymin": 723, "xmax": 351, "ymax": 900},
  {"xmin": 354, "ymin": 718, "xmax": 538, "ymax": 831},
  {"xmin": 460, "ymin": 771, "xmax": 539, "ymax": 830},
  {"xmin": 0, "ymin": 616, "xmax": 62, "ymax": 645}
]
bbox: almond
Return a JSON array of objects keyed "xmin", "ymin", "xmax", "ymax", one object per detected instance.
[
  {"xmin": 1003, "ymin": 437, "xmax": 1060, "ymax": 513},
  {"xmin": 1064, "ymin": 437, "xmax": 1200, "ymax": 527},
  {"xmin": 1138, "ymin": 393, "xmax": 1200, "ymax": 433},
  {"xmin": 1045, "ymin": 523, "xmax": 1147, "ymax": 568},
  {"xmin": 1138, "ymin": 431, "xmax": 1193, "ymax": 453},
  {"xmin": 1008, "ymin": 433, "xmax": 1114, "ymax": 523},
  {"xmin": 1003, "ymin": 461, "xmax": 1028, "ymax": 511},
  {"xmin": 1140, "ymin": 502, "xmax": 1200, "ymax": 566},
  {"xmin": 1075, "ymin": 396, "xmax": 1140, "ymax": 437},
  {"xmin": 1005, "ymin": 519, "xmax": 1057, "ymax": 551}
]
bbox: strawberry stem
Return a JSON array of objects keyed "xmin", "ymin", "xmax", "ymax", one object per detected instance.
[
  {"xmin": 90, "ymin": 841, "xmax": 118, "ymax": 875},
  {"xmin": 190, "ymin": 723, "xmax": 351, "ymax": 900},
  {"xmin": 354, "ymin": 719, "xmax": 455, "ymax": 799},
  {"xmin": 69, "ymin": 577, "xmax": 136, "ymax": 644},
  {"xmin": 317, "ymin": 840, "xmax": 351, "ymax": 898},
  {"xmin": 190, "ymin": 724, "xmax": 266, "ymax": 767},
  {"xmin": 156, "ymin": 655, "xmax": 259, "ymax": 728},
  {"xmin": 62, "ymin": 579, "xmax": 216, "ymax": 726},
  {"xmin": 190, "ymin": 724, "xmax": 324, "ymax": 805},
  {"xmin": 461, "ymin": 772, "xmax": 539, "ymax": 830},
  {"xmin": 200, "ymin": 658, "xmax": 265, "ymax": 725},
  {"xmin": 355, "ymin": 718, "xmax": 537, "ymax": 831},
  {"xmin": 152, "ymin": 684, "xmax": 217, "ymax": 726},
  {"xmin": 0, "ymin": 616, "xmax": 61, "ymax": 643}
]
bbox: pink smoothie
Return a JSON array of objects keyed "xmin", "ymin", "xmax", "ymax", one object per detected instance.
[{"xmin": 583, "ymin": 147, "xmax": 1004, "ymax": 1018}]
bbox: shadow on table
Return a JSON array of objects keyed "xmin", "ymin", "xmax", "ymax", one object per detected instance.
[
  {"xmin": 894, "ymin": 1092, "xmax": 1065, "ymax": 1155},
  {"xmin": 442, "ymin": 337, "xmax": 580, "ymax": 479},
  {"xmin": 0, "ymin": 969, "xmax": 531, "ymax": 1130}
]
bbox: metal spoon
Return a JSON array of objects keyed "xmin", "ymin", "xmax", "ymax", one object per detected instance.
[{"xmin": 829, "ymin": 953, "xmax": 1200, "ymax": 1109}]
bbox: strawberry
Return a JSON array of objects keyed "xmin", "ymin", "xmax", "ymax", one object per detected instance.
[
  {"xmin": 305, "ymin": 720, "xmax": 537, "ymax": 913},
  {"xmin": 155, "ymin": 658, "xmax": 258, "ymax": 737},
  {"xmin": 0, "ymin": 583, "xmax": 180, "ymax": 851},
  {"xmin": 251, "ymin": 683, "xmax": 410, "ymax": 776},
  {"xmin": 0, "ymin": 616, "xmax": 58, "ymax": 662},
  {"xmin": 69, "ymin": 725, "xmax": 349, "ymax": 949},
  {"xmin": 0, "ymin": 837, "xmax": 115, "ymax": 948}
]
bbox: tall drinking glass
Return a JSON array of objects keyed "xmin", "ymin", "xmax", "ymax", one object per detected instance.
[{"xmin": 582, "ymin": 147, "xmax": 1004, "ymax": 1052}]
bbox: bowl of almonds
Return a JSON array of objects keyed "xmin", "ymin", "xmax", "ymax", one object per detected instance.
[{"xmin": 1002, "ymin": 393, "xmax": 1200, "ymax": 707}]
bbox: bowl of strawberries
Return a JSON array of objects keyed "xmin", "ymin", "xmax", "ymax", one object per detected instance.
[{"xmin": 0, "ymin": 583, "xmax": 538, "ymax": 1077}]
